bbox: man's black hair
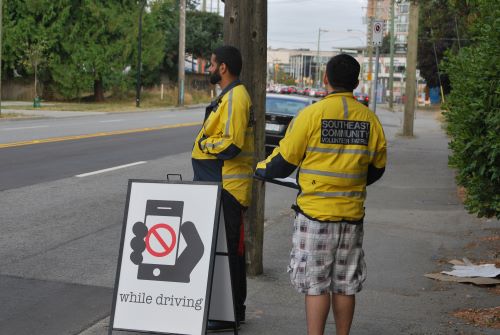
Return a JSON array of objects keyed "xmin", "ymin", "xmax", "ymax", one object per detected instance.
[
  {"xmin": 213, "ymin": 45, "xmax": 243, "ymax": 76},
  {"xmin": 326, "ymin": 54, "xmax": 360, "ymax": 91}
]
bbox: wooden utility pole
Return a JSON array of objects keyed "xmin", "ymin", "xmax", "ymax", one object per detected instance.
[
  {"xmin": 403, "ymin": 0, "xmax": 419, "ymax": 136},
  {"xmin": 0, "ymin": 0, "xmax": 3, "ymax": 116},
  {"xmin": 178, "ymin": 0, "xmax": 186, "ymax": 106},
  {"xmin": 223, "ymin": 0, "xmax": 267, "ymax": 276}
]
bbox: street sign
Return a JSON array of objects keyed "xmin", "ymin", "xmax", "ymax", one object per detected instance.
[
  {"xmin": 372, "ymin": 20, "xmax": 385, "ymax": 46},
  {"xmin": 109, "ymin": 180, "xmax": 237, "ymax": 335}
]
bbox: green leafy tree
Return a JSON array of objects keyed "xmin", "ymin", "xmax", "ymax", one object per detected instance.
[
  {"xmin": 52, "ymin": 1, "xmax": 145, "ymax": 100},
  {"xmin": 153, "ymin": 0, "xmax": 222, "ymax": 80},
  {"xmin": 2, "ymin": 0, "xmax": 65, "ymax": 92},
  {"xmin": 21, "ymin": 40, "xmax": 48, "ymax": 98},
  {"xmin": 186, "ymin": 11, "xmax": 223, "ymax": 60},
  {"xmin": 443, "ymin": 0, "xmax": 500, "ymax": 218},
  {"xmin": 417, "ymin": 0, "xmax": 473, "ymax": 93},
  {"xmin": 380, "ymin": 33, "xmax": 391, "ymax": 54}
]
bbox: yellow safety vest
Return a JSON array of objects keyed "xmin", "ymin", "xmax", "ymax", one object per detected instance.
[
  {"xmin": 192, "ymin": 83, "xmax": 254, "ymax": 207},
  {"xmin": 257, "ymin": 92, "xmax": 387, "ymax": 221}
]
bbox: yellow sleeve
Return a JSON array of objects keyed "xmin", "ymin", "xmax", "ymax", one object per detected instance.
[
  {"xmin": 199, "ymin": 89, "xmax": 250, "ymax": 159},
  {"xmin": 371, "ymin": 116, "xmax": 387, "ymax": 169},
  {"xmin": 256, "ymin": 107, "xmax": 311, "ymax": 176}
]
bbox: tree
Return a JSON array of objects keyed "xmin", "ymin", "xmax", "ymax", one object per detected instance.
[
  {"xmin": 51, "ymin": 1, "xmax": 160, "ymax": 101},
  {"xmin": 21, "ymin": 40, "xmax": 47, "ymax": 98},
  {"xmin": 2, "ymin": 0, "xmax": 64, "ymax": 90},
  {"xmin": 417, "ymin": 0, "xmax": 473, "ymax": 93},
  {"xmin": 443, "ymin": 0, "xmax": 500, "ymax": 218},
  {"xmin": 154, "ymin": 0, "xmax": 221, "ymax": 81},
  {"xmin": 186, "ymin": 11, "xmax": 223, "ymax": 60},
  {"xmin": 380, "ymin": 33, "xmax": 391, "ymax": 54}
]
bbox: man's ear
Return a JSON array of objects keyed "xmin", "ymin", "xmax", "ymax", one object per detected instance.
[
  {"xmin": 219, "ymin": 63, "xmax": 228, "ymax": 75},
  {"xmin": 323, "ymin": 72, "xmax": 329, "ymax": 86}
]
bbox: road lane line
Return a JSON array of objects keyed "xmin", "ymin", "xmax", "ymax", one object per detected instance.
[
  {"xmin": 0, "ymin": 121, "xmax": 202, "ymax": 149},
  {"xmin": 76, "ymin": 161, "xmax": 147, "ymax": 177},
  {"xmin": 2, "ymin": 125, "xmax": 49, "ymax": 131},
  {"xmin": 99, "ymin": 119, "xmax": 125, "ymax": 123}
]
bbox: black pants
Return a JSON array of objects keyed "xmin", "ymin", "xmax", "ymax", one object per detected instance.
[{"xmin": 221, "ymin": 190, "xmax": 247, "ymax": 320}]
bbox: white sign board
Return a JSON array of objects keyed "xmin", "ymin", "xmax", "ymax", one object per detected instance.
[
  {"xmin": 109, "ymin": 180, "xmax": 232, "ymax": 335},
  {"xmin": 372, "ymin": 20, "xmax": 385, "ymax": 46}
]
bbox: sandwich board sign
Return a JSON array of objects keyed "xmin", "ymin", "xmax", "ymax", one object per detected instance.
[{"xmin": 109, "ymin": 180, "xmax": 237, "ymax": 335}]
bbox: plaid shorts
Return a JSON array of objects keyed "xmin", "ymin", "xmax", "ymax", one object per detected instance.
[{"xmin": 288, "ymin": 213, "xmax": 367, "ymax": 295}]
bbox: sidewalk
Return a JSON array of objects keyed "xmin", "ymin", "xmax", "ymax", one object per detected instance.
[
  {"xmin": 0, "ymin": 103, "xmax": 207, "ymax": 119},
  {"xmin": 80, "ymin": 107, "xmax": 499, "ymax": 335}
]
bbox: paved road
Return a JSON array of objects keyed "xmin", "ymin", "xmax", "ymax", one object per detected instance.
[
  {"xmin": 0, "ymin": 108, "xmax": 203, "ymax": 333},
  {"xmin": 0, "ymin": 107, "xmax": 204, "ymax": 144},
  {"xmin": 1, "ymin": 106, "xmax": 497, "ymax": 335},
  {"xmin": 0, "ymin": 125, "xmax": 199, "ymax": 191}
]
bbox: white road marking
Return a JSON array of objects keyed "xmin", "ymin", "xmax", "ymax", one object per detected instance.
[
  {"xmin": 76, "ymin": 161, "xmax": 147, "ymax": 177},
  {"xmin": 99, "ymin": 119, "xmax": 125, "ymax": 123},
  {"xmin": 2, "ymin": 125, "xmax": 49, "ymax": 131}
]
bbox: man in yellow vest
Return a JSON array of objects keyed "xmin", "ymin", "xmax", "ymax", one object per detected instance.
[
  {"xmin": 192, "ymin": 46, "xmax": 254, "ymax": 331},
  {"xmin": 256, "ymin": 54, "xmax": 387, "ymax": 335}
]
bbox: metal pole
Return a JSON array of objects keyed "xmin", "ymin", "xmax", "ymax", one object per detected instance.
[
  {"xmin": 367, "ymin": 16, "xmax": 374, "ymax": 98},
  {"xmin": 403, "ymin": 0, "xmax": 419, "ymax": 136},
  {"xmin": 370, "ymin": 46, "xmax": 380, "ymax": 113},
  {"xmin": 316, "ymin": 28, "xmax": 321, "ymax": 87},
  {"xmin": 178, "ymin": 0, "xmax": 186, "ymax": 106},
  {"xmin": 136, "ymin": 0, "xmax": 146, "ymax": 108},
  {"xmin": 388, "ymin": 0, "xmax": 395, "ymax": 109},
  {"xmin": 432, "ymin": 41, "xmax": 445, "ymax": 104},
  {"xmin": 202, "ymin": 0, "xmax": 206, "ymax": 12}
]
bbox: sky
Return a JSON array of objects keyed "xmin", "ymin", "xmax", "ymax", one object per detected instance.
[{"xmin": 202, "ymin": 0, "xmax": 368, "ymax": 51}]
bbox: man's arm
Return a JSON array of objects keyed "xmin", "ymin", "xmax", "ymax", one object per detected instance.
[
  {"xmin": 367, "ymin": 116, "xmax": 387, "ymax": 186},
  {"xmin": 198, "ymin": 89, "xmax": 249, "ymax": 160},
  {"xmin": 256, "ymin": 110, "xmax": 310, "ymax": 179}
]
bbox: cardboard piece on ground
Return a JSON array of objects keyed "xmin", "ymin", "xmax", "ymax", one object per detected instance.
[
  {"xmin": 425, "ymin": 259, "xmax": 500, "ymax": 286},
  {"xmin": 424, "ymin": 273, "xmax": 500, "ymax": 285}
]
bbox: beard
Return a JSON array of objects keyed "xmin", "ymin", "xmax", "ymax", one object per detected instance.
[{"xmin": 209, "ymin": 69, "xmax": 221, "ymax": 85}]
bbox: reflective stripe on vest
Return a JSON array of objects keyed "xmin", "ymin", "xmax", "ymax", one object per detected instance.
[
  {"xmin": 223, "ymin": 173, "xmax": 253, "ymax": 180},
  {"xmin": 306, "ymin": 146, "xmax": 377, "ymax": 158},
  {"xmin": 300, "ymin": 168, "xmax": 367, "ymax": 179},
  {"xmin": 308, "ymin": 191, "xmax": 366, "ymax": 198},
  {"xmin": 225, "ymin": 90, "xmax": 234, "ymax": 136},
  {"xmin": 206, "ymin": 140, "xmax": 224, "ymax": 149},
  {"xmin": 342, "ymin": 96, "xmax": 349, "ymax": 119}
]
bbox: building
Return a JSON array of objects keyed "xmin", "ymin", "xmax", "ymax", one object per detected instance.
[
  {"xmin": 267, "ymin": 47, "xmax": 364, "ymax": 89},
  {"xmin": 364, "ymin": 0, "xmax": 421, "ymax": 103}
]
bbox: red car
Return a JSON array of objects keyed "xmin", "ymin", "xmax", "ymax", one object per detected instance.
[
  {"xmin": 354, "ymin": 92, "xmax": 369, "ymax": 106},
  {"xmin": 287, "ymin": 86, "xmax": 297, "ymax": 94}
]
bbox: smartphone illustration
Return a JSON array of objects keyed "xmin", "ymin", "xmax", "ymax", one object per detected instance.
[{"xmin": 142, "ymin": 200, "xmax": 183, "ymax": 266}]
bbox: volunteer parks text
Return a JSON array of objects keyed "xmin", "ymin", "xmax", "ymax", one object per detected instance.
[{"xmin": 321, "ymin": 119, "xmax": 370, "ymax": 146}]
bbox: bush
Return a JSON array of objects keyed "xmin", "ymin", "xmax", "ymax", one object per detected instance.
[{"xmin": 442, "ymin": 0, "xmax": 500, "ymax": 219}]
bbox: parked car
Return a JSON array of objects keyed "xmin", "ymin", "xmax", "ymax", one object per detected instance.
[
  {"xmin": 303, "ymin": 87, "xmax": 311, "ymax": 96},
  {"xmin": 308, "ymin": 88, "xmax": 327, "ymax": 98},
  {"xmin": 265, "ymin": 94, "xmax": 317, "ymax": 155},
  {"xmin": 279, "ymin": 86, "xmax": 289, "ymax": 94},
  {"xmin": 287, "ymin": 86, "xmax": 298, "ymax": 94},
  {"xmin": 316, "ymin": 89, "xmax": 327, "ymax": 97},
  {"xmin": 354, "ymin": 92, "xmax": 370, "ymax": 106}
]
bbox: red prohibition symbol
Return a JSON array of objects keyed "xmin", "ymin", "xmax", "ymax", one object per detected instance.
[{"xmin": 145, "ymin": 223, "xmax": 177, "ymax": 257}]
